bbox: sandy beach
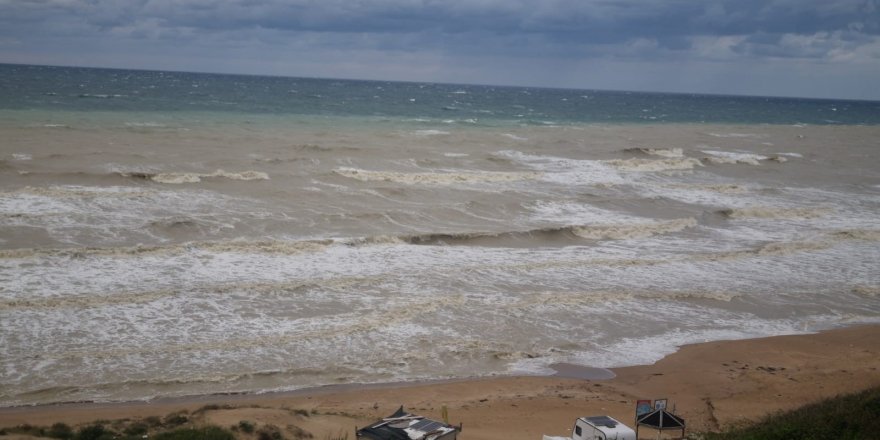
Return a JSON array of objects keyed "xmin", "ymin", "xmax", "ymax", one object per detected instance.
[{"xmin": 2, "ymin": 325, "xmax": 878, "ymax": 439}]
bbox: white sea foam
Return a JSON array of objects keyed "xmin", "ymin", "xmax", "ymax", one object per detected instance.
[
  {"xmin": 77, "ymin": 94, "xmax": 118, "ymax": 98},
  {"xmin": 412, "ymin": 129, "xmax": 450, "ymax": 136},
  {"xmin": 700, "ymin": 150, "xmax": 772, "ymax": 165},
  {"xmin": 4, "ymin": 223, "xmax": 877, "ymax": 406},
  {"xmin": 494, "ymin": 150, "xmax": 627, "ymax": 186},
  {"xmin": 506, "ymin": 290, "xmax": 740, "ymax": 311},
  {"xmin": 527, "ymin": 201, "xmax": 631, "ymax": 224},
  {"xmin": 149, "ymin": 170, "xmax": 269, "ymax": 184},
  {"xmin": 604, "ymin": 157, "xmax": 703, "ymax": 171},
  {"xmin": 11, "ymin": 153, "xmax": 32, "ymax": 161},
  {"xmin": 567, "ymin": 323, "xmax": 807, "ymax": 369},
  {"xmin": 3, "ymin": 117, "xmax": 879, "ymax": 407},
  {"xmin": 0, "ymin": 185, "xmax": 263, "ymax": 246},
  {"xmin": 707, "ymin": 132, "xmax": 765, "ymax": 139},
  {"xmin": 502, "ymin": 133, "xmax": 528, "ymax": 141},
  {"xmin": 624, "ymin": 147, "xmax": 684, "ymax": 158},
  {"xmin": 124, "ymin": 122, "xmax": 167, "ymax": 128},
  {"xmin": 0, "ymin": 237, "xmax": 336, "ymax": 260},
  {"xmin": 334, "ymin": 167, "xmax": 541, "ymax": 184}
]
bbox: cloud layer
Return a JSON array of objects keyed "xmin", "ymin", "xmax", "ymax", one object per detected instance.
[{"xmin": 1, "ymin": 0, "xmax": 879, "ymax": 99}]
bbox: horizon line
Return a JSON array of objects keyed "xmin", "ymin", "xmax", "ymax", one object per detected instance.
[{"xmin": 3, "ymin": 61, "xmax": 877, "ymax": 104}]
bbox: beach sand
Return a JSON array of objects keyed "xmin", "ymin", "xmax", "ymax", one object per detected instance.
[{"xmin": 1, "ymin": 325, "xmax": 878, "ymax": 439}]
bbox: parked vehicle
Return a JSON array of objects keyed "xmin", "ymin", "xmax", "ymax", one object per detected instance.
[{"xmin": 542, "ymin": 416, "xmax": 636, "ymax": 440}]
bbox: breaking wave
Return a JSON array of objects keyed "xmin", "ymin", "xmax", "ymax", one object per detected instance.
[
  {"xmin": 750, "ymin": 241, "xmax": 832, "ymax": 256},
  {"xmin": 700, "ymin": 150, "xmax": 787, "ymax": 165},
  {"xmin": 400, "ymin": 218, "xmax": 697, "ymax": 245},
  {"xmin": 196, "ymin": 240, "xmax": 333, "ymax": 254},
  {"xmin": 123, "ymin": 170, "xmax": 269, "ymax": 184},
  {"xmin": 719, "ymin": 207, "xmax": 833, "ymax": 219},
  {"xmin": 490, "ymin": 233, "xmax": 860, "ymax": 273},
  {"xmin": 623, "ymin": 147, "xmax": 684, "ymax": 158},
  {"xmin": 412, "ymin": 129, "xmax": 450, "ymax": 136},
  {"xmin": 828, "ymin": 229, "xmax": 880, "ymax": 241},
  {"xmin": 852, "ymin": 286, "xmax": 880, "ymax": 297},
  {"xmin": 4, "ymin": 226, "xmax": 869, "ymax": 263},
  {"xmin": 145, "ymin": 216, "xmax": 234, "ymax": 237},
  {"xmin": 665, "ymin": 183, "xmax": 750, "ymax": 194},
  {"xmin": 603, "ymin": 157, "xmax": 703, "ymax": 171},
  {"xmin": 334, "ymin": 167, "xmax": 542, "ymax": 184},
  {"xmin": 0, "ymin": 218, "xmax": 698, "ymax": 261},
  {"xmin": 4, "ymin": 235, "xmax": 852, "ymax": 311},
  {"xmin": 707, "ymin": 132, "xmax": 765, "ymax": 139},
  {"xmin": 570, "ymin": 218, "xmax": 697, "ymax": 240}
]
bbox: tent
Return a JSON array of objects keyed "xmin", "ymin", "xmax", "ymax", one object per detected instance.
[
  {"xmin": 356, "ymin": 406, "xmax": 460, "ymax": 440},
  {"xmin": 635, "ymin": 408, "xmax": 685, "ymax": 439}
]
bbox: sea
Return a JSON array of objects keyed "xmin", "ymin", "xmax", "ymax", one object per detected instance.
[{"xmin": 1, "ymin": 63, "xmax": 879, "ymax": 407}]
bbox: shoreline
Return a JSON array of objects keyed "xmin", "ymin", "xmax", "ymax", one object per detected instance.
[
  {"xmin": 2, "ymin": 324, "xmax": 879, "ymax": 438},
  {"xmin": 0, "ymin": 363, "xmax": 619, "ymax": 412}
]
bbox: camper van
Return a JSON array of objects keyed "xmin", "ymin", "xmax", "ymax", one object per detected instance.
[{"xmin": 542, "ymin": 416, "xmax": 636, "ymax": 440}]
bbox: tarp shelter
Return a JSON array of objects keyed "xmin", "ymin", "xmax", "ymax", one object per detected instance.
[
  {"xmin": 635, "ymin": 409, "xmax": 685, "ymax": 439},
  {"xmin": 356, "ymin": 407, "xmax": 460, "ymax": 440}
]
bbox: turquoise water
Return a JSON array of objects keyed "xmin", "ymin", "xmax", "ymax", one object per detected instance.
[{"xmin": 2, "ymin": 63, "xmax": 879, "ymax": 125}]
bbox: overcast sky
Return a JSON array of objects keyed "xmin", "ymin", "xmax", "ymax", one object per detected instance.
[{"xmin": 1, "ymin": 0, "xmax": 878, "ymax": 99}]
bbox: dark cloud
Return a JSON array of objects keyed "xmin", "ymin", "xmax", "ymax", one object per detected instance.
[
  {"xmin": 0, "ymin": 0, "xmax": 878, "ymax": 98},
  {"xmin": 4, "ymin": 0, "xmax": 878, "ymax": 38}
]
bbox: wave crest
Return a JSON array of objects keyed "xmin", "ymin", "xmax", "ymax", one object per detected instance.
[
  {"xmin": 719, "ymin": 207, "xmax": 833, "ymax": 219},
  {"xmin": 666, "ymin": 183, "xmax": 749, "ymax": 193},
  {"xmin": 571, "ymin": 218, "xmax": 697, "ymax": 240},
  {"xmin": 829, "ymin": 229, "xmax": 880, "ymax": 241},
  {"xmin": 753, "ymin": 241, "xmax": 831, "ymax": 256},
  {"xmin": 700, "ymin": 150, "xmax": 786, "ymax": 165},
  {"xmin": 123, "ymin": 170, "xmax": 269, "ymax": 184},
  {"xmin": 197, "ymin": 240, "xmax": 332, "ymax": 254},
  {"xmin": 852, "ymin": 286, "xmax": 880, "ymax": 297},
  {"xmin": 334, "ymin": 167, "xmax": 542, "ymax": 184},
  {"xmin": 623, "ymin": 147, "xmax": 684, "ymax": 158},
  {"xmin": 604, "ymin": 157, "xmax": 703, "ymax": 171}
]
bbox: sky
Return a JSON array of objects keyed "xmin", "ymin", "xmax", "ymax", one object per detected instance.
[{"xmin": 0, "ymin": 0, "xmax": 878, "ymax": 100}]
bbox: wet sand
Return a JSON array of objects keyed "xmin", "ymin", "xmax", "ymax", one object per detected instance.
[{"xmin": 1, "ymin": 325, "xmax": 878, "ymax": 439}]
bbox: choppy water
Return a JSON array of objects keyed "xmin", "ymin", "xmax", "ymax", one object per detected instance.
[{"xmin": 1, "ymin": 64, "xmax": 879, "ymax": 406}]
